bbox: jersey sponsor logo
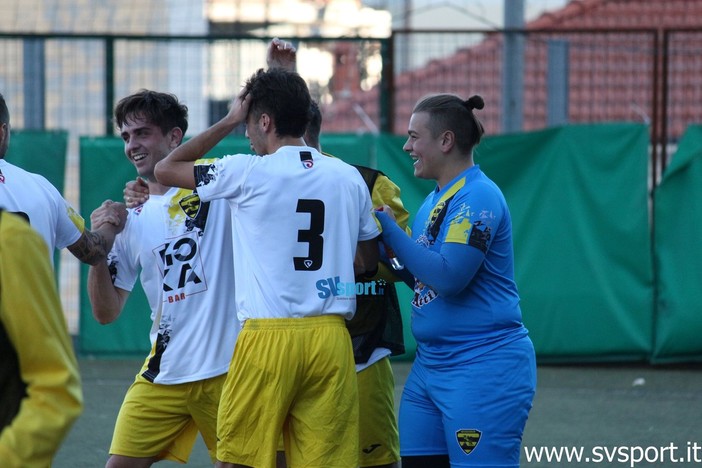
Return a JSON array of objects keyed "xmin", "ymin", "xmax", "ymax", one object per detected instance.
[
  {"xmin": 158, "ymin": 235, "xmax": 207, "ymax": 301},
  {"xmin": 456, "ymin": 429, "xmax": 481, "ymax": 455},
  {"xmin": 194, "ymin": 163, "xmax": 217, "ymax": 187},
  {"xmin": 167, "ymin": 292, "xmax": 186, "ymax": 303},
  {"xmin": 0, "ymin": 169, "xmax": 4, "ymax": 183},
  {"xmin": 107, "ymin": 252, "xmax": 119, "ymax": 284},
  {"xmin": 412, "ymin": 279, "xmax": 438, "ymax": 308},
  {"xmin": 142, "ymin": 317, "xmax": 173, "ymax": 382},
  {"xmin": 411, "ymin": 237, "xmax": 439, "ymax": 308},
  {"xmin": 468, "ymin": 222, "xmax": 491, "ymax": 253}
]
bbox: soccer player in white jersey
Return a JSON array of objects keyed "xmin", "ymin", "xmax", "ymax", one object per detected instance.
[
  {"xmin": 155, "ymin": 67, "xmax": 380, "ymax": 468},
  {"xmin": 0, "ymin": 92, "xmax": 125, "ymax": 265},
  {"xmin": 87, "ymin": 90, "xmax": 239, "ymax": 467}
]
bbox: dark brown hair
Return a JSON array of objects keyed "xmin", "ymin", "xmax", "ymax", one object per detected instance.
[{"xmin": 413, "ymin": 94, "xmax": 485, "ymax": 153}]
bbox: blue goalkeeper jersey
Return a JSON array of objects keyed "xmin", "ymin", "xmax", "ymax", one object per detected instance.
[{"xmin": 409, "ymin": 165, "xmax": 528, "ymax": 368}]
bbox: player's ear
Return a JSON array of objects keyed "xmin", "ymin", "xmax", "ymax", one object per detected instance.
[
  {"xmin": 439, "ymin": 130, "xmax": 454, "ymax": 152},
  {"xmin": 169, "ymin": 127, "xmax": 184, "ymax": 149},
  {"xmin": 259, "ymin": 113, "xmax": 272, "ymax": 132}
]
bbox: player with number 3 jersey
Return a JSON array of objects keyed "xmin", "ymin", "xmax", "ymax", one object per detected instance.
[{"xmin": 155, "ymin": 66, "xmax": 380, "ymax": 468}]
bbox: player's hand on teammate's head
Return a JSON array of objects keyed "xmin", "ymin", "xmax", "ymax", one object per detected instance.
[
  {"xmin": 266, "ymin": 37, "xmax": 297, "ymax": 71},
  {"xmin": 226, "ymin": 87, "xmax": 252, "ymax": 126},
  {"xmin": 124, "ymin": 177, "xmax": 149, "ymax": 208}
]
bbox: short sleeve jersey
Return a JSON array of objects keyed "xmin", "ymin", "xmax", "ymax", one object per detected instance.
[
  {"xmin": 411, "ymin": 165, "xmax": 527, "ymax": 366},
  {"xmin": 108, "ymin": 170, "xmax": 239, "ymax": 384},
  {"xmin": 0, "ymin": 160, "xmax": 83, "ymax": 259},
  {"xmin": 195, "ymin": 146, "xmax": 379, "ymax": 321}
]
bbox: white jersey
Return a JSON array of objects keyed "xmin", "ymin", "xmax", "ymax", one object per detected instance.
[
  {"xmin": 195, "ymin": 146, "xmax": 380, "ymax": 321},
  {"xmin": 0, "ymin": 159, "xmax": 83, "ymax": 260},
  {"xmin": 108, "ymin": 179, "xmax": 239, "ymax": 384}
]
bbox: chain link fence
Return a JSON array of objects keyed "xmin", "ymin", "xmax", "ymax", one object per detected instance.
[{"xmin": 2, "ymin": 27, "xmax": 702, "ymax": 333}]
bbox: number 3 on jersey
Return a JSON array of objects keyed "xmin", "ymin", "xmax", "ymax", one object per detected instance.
[{"xmin": 294, "ymin": 199, "xmax": 324, "ymax": 271}]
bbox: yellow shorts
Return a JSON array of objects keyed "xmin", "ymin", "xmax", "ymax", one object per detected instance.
[
  {"xmin": 109, "ymin": 372, "xmax": 226, "ymax": 463},
  {"xmin": 358, "ymin": 357, "xmax": 400, "ymax": 467},
  {"xmin": 217, "ymin": 315, "xmax": 359, "ymax": 468}
]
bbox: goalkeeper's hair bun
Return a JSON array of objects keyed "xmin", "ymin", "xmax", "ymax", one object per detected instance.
[{"xmin": 465, "ymin": 95, "xmax": 484, "ymax": 111}]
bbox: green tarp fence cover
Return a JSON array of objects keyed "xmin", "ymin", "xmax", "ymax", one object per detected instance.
[
  {"xmin": 478, "ymin": 124, "xmax": 653, "ymax": 361},
  {"xmin": 652, "ymin": 125, "xmax": 702, "ymax": 362}
]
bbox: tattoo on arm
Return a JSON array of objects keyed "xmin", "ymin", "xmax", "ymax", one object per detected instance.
[{"xmin": 68, "ymin": 230, "xmax": 110, "ymax": 265}]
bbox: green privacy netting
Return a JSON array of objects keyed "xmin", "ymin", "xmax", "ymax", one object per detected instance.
[{"xmin": 652, "ymin": 125, "xmax": 702, "ymax": 362}]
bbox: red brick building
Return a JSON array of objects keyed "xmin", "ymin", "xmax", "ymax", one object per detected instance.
[{"xmin": 324, "ymin": 0, "xmax": 702, "ymax": 146}]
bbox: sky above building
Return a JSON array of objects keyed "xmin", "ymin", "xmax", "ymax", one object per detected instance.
[{"xmin": 383, "ymin": 0, "xmax": 571, "ymax": 29}]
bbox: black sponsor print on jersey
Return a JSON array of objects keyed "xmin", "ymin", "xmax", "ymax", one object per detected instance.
[
  {"xmin": 412, "ymin": 283, "xmax": 438, "ymax": 308},
  {"xmin": 426, "ymin": 195, "xmax": 456, "ymax": 243},
  {"xmin": 456, "ymin": 429, "xmax": 481, "ymax": 455},
  {"xmin": 468, "ymin": 221, "xmax": 491, "ymax": 253},
  {"xmin": 194, "ymin": 163, "xmax": 217, "ymax": 187},
  {"xmin": 107, "ymin": 255, "xmax": 119, "ymax": 284},
  {"xmin": 142, "ymin": 326, "xmax": 172, "ymax": 382},
  {"xmin": 159, "ymin": 236, "xmax": 204, "ymax": 297}
]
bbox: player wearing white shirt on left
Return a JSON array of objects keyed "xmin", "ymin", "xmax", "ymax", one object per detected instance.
[
  {"xmin": 88, "ymin": 90, "xmax": 238, "ymax": 467},
  {"xmin": 0, "ymin": 92, "xmax": 125, "ymax": 266}
]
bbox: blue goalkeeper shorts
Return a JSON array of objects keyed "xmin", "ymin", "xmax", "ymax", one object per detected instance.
[{"xmin": 399, "ymin": 336, "xmax": 536, "ymax": 467}]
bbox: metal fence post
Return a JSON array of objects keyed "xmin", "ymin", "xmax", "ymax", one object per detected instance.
[{"xmin": 23, "ymin": 37, "xmax": 45, "ymax": 129}]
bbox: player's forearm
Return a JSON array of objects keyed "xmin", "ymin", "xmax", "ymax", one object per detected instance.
[
  {"xmin": 87, "ymin": 263, "xmax": 126, "ymax": 324},
  {"xmin": 178, "ymin": 115, "xmax": 240, "ymax": 162},
  {"xmin": 83, "ymin": 202, "xmax": 127, "ymax": 264},
  {"xmin": 379, "ymin": 216, "xmax": 482, "ymax": 297},
  {"xmin": 155, "ymin": 116, "xmax": 240, "ymax": 189},
  {"xmin": 67, "ymin": 228, "xmax": 113, "ymax": 266}
]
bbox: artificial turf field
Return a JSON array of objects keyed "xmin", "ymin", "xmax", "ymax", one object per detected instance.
[{"xmin": 54, "ymin": 358, "xmax": 702, "ymax": 467}]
